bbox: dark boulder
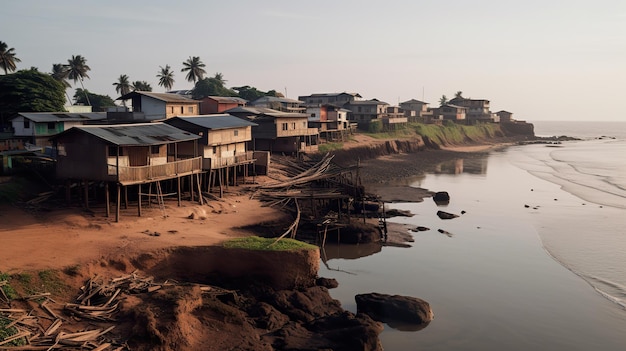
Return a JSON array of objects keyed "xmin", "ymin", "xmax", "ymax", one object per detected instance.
[
  {"xmin": 355, "ymin": 292, "xmax": 434, "ymax": 326},
  {"xmin": 433, "ymin": 191, "xmax": 450, "ymax": 205},
  {"xmin": 316, "ymin": 277, "xmax": 339, "ymax": 289},
  {"xmin": 437, "ymin": 210, "xmax": 459, "ymax": 220}
]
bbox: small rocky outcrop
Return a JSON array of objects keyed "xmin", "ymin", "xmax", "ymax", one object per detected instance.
[
  {"xmin": 355, "ymin": 292, "xmax": 434, "ymax": 326},
  {"xmin": 432, "ymin": 191, "xmax": 450, "ymax": 205},
  {"xmin": 436, "ymin": 210, "xmax": 459, "ymax": 220}
]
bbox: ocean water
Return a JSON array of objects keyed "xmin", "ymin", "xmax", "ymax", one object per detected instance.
[{"xmin": 319, "ymin": 121, "xmax": 626, "ymax": 350}]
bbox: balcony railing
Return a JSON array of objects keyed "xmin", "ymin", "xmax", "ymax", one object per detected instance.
[
  {"xmin": 113, "ymin": 157, "xmax": 202, "ymax": 184},
  {"xmin": 202, "ymin": 151, "xmax": 255, "ymax": 169}
]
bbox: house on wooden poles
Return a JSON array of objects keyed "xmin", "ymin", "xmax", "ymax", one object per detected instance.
[
  {"xmin": 52, "ymin": 123, "xmax": 203, "ymax": 222},
  {"xmin": 164, "ymin": 115, "xmax": 261, "ymax": 195},
  {"xmin": 226, "ymin": 106, "xmax": 319, "ymax": 155},
  {"xmin": 116, "ymin": 91, "xmax": 200, "ymax": 121}
]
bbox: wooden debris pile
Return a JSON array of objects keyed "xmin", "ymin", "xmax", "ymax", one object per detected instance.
[
  {"xmin": 0, "ymin": 307, "xmax": 120, "ymax": 350},
  {"xmin": 1, "ymin": 272, "xmax": 240, "ymax": 350}
]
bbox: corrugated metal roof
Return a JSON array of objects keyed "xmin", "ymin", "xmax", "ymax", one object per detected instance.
[
  {"xmin": 18, "ymin": 112, "xmax": 107, "ymax": 122},
  {"xmin": 58, "ymin": 123, "xmax": 200, "ymax": 146},
  {"xmin": 169, "ymin": 115, "xmax": 257, "ymax": 130},
  {"xmin": 347, "ymin": 100, "xmax": 390, "ymax": 105},
  {"xmin": 225, "ymin": 106, "xmax": 307, "ymax": 118},
  {"xmin": 118, "ymin": 91, "xmax": 198, "ymax": 103},
  {"xmin": 205, "ymin": 96, "xmax": 247, "ymax": 104}
]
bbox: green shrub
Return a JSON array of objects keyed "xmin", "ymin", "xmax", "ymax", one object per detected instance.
[
  {"xmin": 318, "ymin": 142, "xmax": 344, "ymax": 153},
  {"xmin": 223, "ymin": 236, "xmax": 317, "ymax": 251}
]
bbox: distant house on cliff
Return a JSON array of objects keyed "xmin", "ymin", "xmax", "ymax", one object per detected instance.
[
  {"xmin": 448, "ymin": 97, "xmax": 492, "ymax": 123},
  {"xmin": 226, "ymin": 106, "xmax": 319, "ymax": 155},
  {"xmin": 116, "ymin": 91, "xmax": 200, "ymax": 121},
  {"xmin": 345, "ymin": 99, "xmax": 389, "ymax": 129},
  {"xmin": 248, "ymin": 96, "xmax": 306, "ymax": 113},
  {"xmin": 298, "ymin": 92, "xmax": 362, "ymax": 107},
  {"xmin": 11, "ymin": 112, "xmax": 106, "ymax": 147},
  {"xmin": 199, "ymin": 96, "xmax": 247, "ymax": 115},
  {"xmin": 430, "ymin": 104, "xmax": 467, "ymax": 121},
  {"xmin": 307, "ymin": 105, "xmax": 351, "ymax": 141},
  {"xmin": 399, "ymin": 99, "xmax": 433, "ymax": 121},
  {"xmin": 495, "ymin": 110, "xmax": 513, "ymax": 123}
]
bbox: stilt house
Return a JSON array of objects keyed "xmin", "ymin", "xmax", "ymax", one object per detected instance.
[
  {"xmin": 52, "ymin": 123, "xmax": 203, "ymax": 221},
  {"xmin": 165, "ymin": 115, "xmax": 260, "ymax": 192}
]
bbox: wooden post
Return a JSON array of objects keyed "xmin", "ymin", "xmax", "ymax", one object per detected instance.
[
  {"xmin": 177, "ymin": 176, "xmax": 182, "ymax": 207},
  {"xmin": 83, "ymin": 179, "xmax": 89, "ymax": 209},
  {"xmin": 148, "ymin": 183, "xmax": 152, "ymax": 208},
  {"xmin": 138, "ymin": 184, "xmax": 142, "ymax": 217},
  {"xmin": 196, "ymin": 173, "xmax": 203, "ymax": 205},
  {"xmin": 219, "ymin": 169, "xmax": 224, "ymax": 198},
  {"xmin": 189, "ymin": 174, "xmax": 194, "ymax": 202},
  {"xmin": 105, "ymin": 182, "xmax": 110, "ymax": 217},
  {"xmin": 115, "ymin": 183, "xmax": 121, "ymax": 222},
  {"xmin": 65, "ymin": 179, "xmax": 71, "ymax": 206},
  {"xmin": 124, "ymin": 186, "xmax": 129, "ymax": 209}
]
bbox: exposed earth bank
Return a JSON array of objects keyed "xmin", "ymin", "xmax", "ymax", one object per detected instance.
[{"xmin": 1, "ymin": 127, "xmax": 536, "ymax": 350}]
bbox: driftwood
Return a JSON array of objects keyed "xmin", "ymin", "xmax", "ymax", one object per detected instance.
[{"xmin": 1, "ymin": 272, "xmax": 243, "ymax": 350}]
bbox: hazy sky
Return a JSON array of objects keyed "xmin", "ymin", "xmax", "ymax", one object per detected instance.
[{"xmin": 2, "ymin": 0, "xmax": 625, "ymax": 121}]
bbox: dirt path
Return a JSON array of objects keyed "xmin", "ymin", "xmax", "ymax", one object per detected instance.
[{"xmin": 0, "ymin": 194, "xmax": 288, "ymax": 273}]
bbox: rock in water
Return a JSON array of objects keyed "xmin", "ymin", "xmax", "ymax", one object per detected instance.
[
  {"xmin": 433, "ymin": 191, "xmax": 450, "ymax": 205},
  {"xmin": 355, "ymin": 292, "xmax": 434, "ymax": 325},
  {"xmin": 437, "ymin": 210, "xmax": 459, "ymax": 220}
]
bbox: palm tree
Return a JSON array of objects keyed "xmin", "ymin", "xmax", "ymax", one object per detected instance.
[
  {"xmin": 454, "ymin": 91, "xmax": 463, "ymax": 99},
  {"xmin": 0, "ymin": 41, "xmax": 21, "ymax": 74},
  {"xmin": 131, "ymin": 81, "xmax": 152, "ymax": 92},
  {"xmin": 67, "ymin": 55, "xmax": 91, "ymax": 105},
  {"xmin": 181, "ymin": 56, "xmax": 206, "ymax": 83},
  {"xmin": 439, "ymin": 95, "xmax": 448, "ymax": 107},
  {"xmin": 157, "ymin": 65, "xmax": 175, "ymax": 91},
  {"xmin": 51, "ymin": 63, "xmax": 72, "ymax": 104},
  {"xmin": 113, "ymin": 74, "xmax": 131, "ymax": 96},
  {"xmin": 113, "ymin": 74, "xmax": 131, "ymax": 106},
  {"xmin": 213, "ymin": 72, "xmax": 226, "ymax": 87}
]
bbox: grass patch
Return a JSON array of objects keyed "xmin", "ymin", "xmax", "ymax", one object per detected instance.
[
  {"xmin": 0, "ymin": 272, "xmax": 18, "ymax": 300},
  {"xmin": 0, "ymin": 316, "xmax": 27, "ymax": 346},
  {"xmin": 37, "ymin": 270, "xmax": 66, "ymax": 294},
  {"xmin": 223, "ymin": 236, "xmax": 317, "ymax": 251},
  {"xmin": 318, "ymin": 142, "xmax": 344, "ymax": 153}
]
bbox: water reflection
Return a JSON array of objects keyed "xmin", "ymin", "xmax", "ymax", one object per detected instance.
[
  {"xmin": 322, "ymin": 242, "xmax": 383, "ymax": 261},
  {"xmin": 433, "ymin": 158, "xmax": 488, "ymax": 175}
]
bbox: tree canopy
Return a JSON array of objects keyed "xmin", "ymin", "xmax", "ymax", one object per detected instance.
[
  {"xmin": 192, "ymin": 77, "xmax": 237, "ymax": 99},
  {"xmin": 131, "ymin": 81, "xmax": 152, "ymax": 92},
  {"xmin": 0, "ymin": 41, "xmax": 21, "ymax": 74},
  {"xmin": 439, "ymin": 95, "xmax": 448, "ymax": 106},
  {"xmin": 73, "ymin": 89, "xmax": 115, "ymax": 112},
  {"xmin": 0, "ymin": 68, "xmax": 66, "ymax": 118},
  {"xmin": 67, "ymin": 55, "xmax": 91, "ymax": 105},
  {"xmin": 232, "ymin": 85, "xmax": 282, "ymax": 102},
  {"xmin": 157, "ymin": 65, "xmax": 174, "ymax": 91},
  {"xmin": 181, "ymin": 56, "xmax": 206, "ymax": 83}
]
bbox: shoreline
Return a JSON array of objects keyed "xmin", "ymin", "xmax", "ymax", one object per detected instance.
[{"xmin": 0, "ymin": 139, "xmax": 518, "ymax": 350}]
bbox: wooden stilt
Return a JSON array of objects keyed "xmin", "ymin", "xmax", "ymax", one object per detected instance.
[
  {"xmin": 124, "ymin": 186, "xmax": 128, "ymax": 209},
  {"xmin": 115, "ymin": 183, "xmax": 121, "ymax": 222},
  {"xmin": 83, "ymin": 180, "xmax": 89, "ymax": 209},
  {"xmin": 196, "ymin": 173, "xmax": 203, "ymax": 205},
  {"xmin": 105, "ymin": 182, "xmax": 110, "ymax": 217},
  {"xmin": 148, "ymin": 183, "xmax": 152, "ymax": 208},
  {"xmin": 177, "ymin": 177, "xmax": 181, "ymax": 207},
  {"xmin": 219, "ymin": 169, "xmax": 224, "ymax": 198},
  {"xmin": 189, "ymin": 175, "xmax": 194, "ymax": 202},
  {"xmin": 138, "ymin": 184, "xmax": 142, "ymax": 217},
  {"xmin": 65, "ymin": 179, "xmax": 71, "ymax": 206}
]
